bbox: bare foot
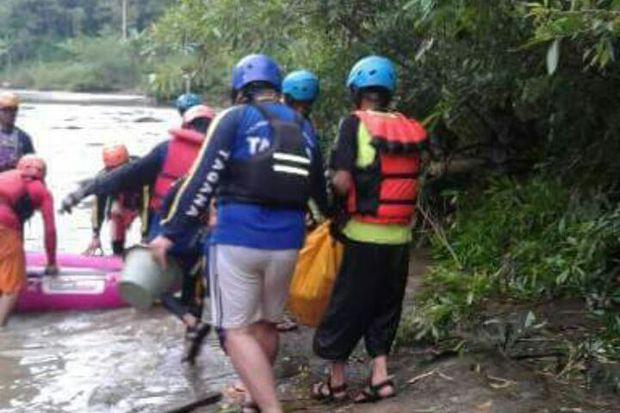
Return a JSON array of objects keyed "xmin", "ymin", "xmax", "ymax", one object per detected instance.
[{"xmin": 225, "ymin": 380, "xmax": 246, "ymax": 402}]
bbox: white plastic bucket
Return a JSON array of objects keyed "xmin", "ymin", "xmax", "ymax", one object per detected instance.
[{"xmin": 118, "ymin": 244, "xmax": 182, "ymax": 310}]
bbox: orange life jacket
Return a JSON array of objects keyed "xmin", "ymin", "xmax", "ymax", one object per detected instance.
[
  {"xmin": 149, "ymin": 128, "xmax": 205, "ymax": 212},
  {"xmin": 0, "ymin": 169, "xmax": 27, "ymax": 206},
  {"xmin": 346, "ymin": 110, "xmax": 427, "ymax": 225}
]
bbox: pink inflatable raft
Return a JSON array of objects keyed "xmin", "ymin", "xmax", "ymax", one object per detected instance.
[{"xmin": 16, "ymin": 251, "xmax": 126, "ymax": 312}]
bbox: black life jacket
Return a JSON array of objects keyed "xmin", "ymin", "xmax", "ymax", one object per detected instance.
[{"xmin": 218, "ymin": 104, "xmax": 312, "ymax": 209}]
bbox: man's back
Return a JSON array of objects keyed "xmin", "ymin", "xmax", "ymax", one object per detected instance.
[
  {"xmin": 214, "ymin": 102, "xmax": 316, "ymax": 249},
  {"xmin": 161, "ymin": 101, "xmax": 326, "ymax": 251}
]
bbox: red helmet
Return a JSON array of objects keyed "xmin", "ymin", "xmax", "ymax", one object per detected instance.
[
  {"xmin": 102, "ymin": 144, "xmax": 129, "ymax": 169},
  {"xmin": 182, "ymin": 104, "xmax": 216, "ymax": 126},
  {"xmin": 17, "ymin": 154, "xmax": 46, "ymax": 180}
]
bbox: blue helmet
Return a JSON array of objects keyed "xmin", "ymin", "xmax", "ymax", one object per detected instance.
[
  {"xmin": 282, "ymin": 70, "xmax": 320, "ymax": 102},
  {"xmin": 175, "ymin": 93, "xmax": 202, "ymax": 113},
  {"xmin": 231, "ymin": 54, "xmax": 282, "ymax": 91},
  {"xmin": 346, "ymin": 55, "xmax": 396, "ymax": 93}
]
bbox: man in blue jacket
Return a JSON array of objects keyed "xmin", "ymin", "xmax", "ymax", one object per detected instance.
[{"xmin": 149, "ymin": 54, "xmax": 328, "ymax": 413}]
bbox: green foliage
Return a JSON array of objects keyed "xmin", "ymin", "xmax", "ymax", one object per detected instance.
[
  {"xmin": 411, "ymin": 177, "xmax": 620, "ymax": 341},
  {"xmin": 143, "ymin": 0, "xmax": 620, "ymax": 352},
  {"xmin": 525, "ymin": 0, "xmax": 620, "ymax": 70},
  {"xmin": 142, "ymin": 1, "xmax": 620, "ymax": 176},
  {"xmin": 0, "ymin": 0, "xmax": 172, "ymax": 91},
  {"xmin": 5, "ymin": 34, "xmax": 141, "ymax": 92}
]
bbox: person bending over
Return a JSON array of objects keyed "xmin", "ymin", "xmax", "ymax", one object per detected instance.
[{"xmin": 0, "ymin": 155, "xmax": 57, "ymax": 326}]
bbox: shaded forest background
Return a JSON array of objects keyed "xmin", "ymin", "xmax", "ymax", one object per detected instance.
[{"xmin": 2, "ymin": 0, "xmax": 619, "ymax": 385}]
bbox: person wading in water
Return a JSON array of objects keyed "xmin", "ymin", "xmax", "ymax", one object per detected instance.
[{"xmin": 0, "ymin": 155, "xmax": 58, "ymax": 327}]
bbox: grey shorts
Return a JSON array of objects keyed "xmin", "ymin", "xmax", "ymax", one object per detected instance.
[{"xmin": 208, "ymin": 244, "xmax": 298, "ymax": 329}]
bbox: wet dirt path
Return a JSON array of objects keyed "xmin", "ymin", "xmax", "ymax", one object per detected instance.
[{"xmin": 202, "ymin": 251, "xmax": 618, "ymax": 413}]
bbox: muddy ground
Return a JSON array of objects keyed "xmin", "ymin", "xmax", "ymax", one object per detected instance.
[{"xmin": 190, "ymin": 251, "xmax": 619, "ymax": 413}]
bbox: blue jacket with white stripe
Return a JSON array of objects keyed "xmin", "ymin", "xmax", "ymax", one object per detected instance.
[{"xmin": 160, "ymin": 100, "xmax": 327, "ymax": 250}]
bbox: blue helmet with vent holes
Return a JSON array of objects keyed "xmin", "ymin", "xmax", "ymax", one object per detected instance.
[
  {"xmin": 231, "ymin": 54, "xmax": 282, "ymax": 91},
  {"xmin": 175, "ymin": 93, "xmax": 202, "ymax": 113},
  {"xmin": 282, "ymin": 70, "xmax": 319, "ymax": 102},
  {"xmin": 346, "ymin": 55, "xmax": 396, "ymax": 92}
]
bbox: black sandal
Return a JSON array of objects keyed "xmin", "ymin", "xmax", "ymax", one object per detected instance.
[
  {"xmin": 276, "ymin": 318, "xmax": 298, "ymax": 332},
  {"xmin": 311, "ymin": 377, "xmax": 348, "ymax": 402},
  {"xmin": 182, "ymin": 322, "xmax": 211, "ymax": 365},
  {"xmin": 354, "ymin": 378, "xmax": 396, "ymax": 403}
]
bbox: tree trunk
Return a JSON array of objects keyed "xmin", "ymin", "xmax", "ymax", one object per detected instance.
[{"xmin": 121, "ymin": 0, "xmax": 128, "ymax": 41}]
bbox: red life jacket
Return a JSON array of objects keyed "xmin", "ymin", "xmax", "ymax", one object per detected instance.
[
  {"xmin": 149, "ymin": 128, "xmax": 205, "ymax": 212},
  {"xmin": 346, "ymin": 110, "xmax": 427, "ymax": 225},
  {"xmin": 0, "ymin": 169, "xmax": 27, "ymax": 206}
]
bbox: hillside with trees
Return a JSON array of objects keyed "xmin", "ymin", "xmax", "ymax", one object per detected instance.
[{"xmin": 0, "ymin": 0, "xmax": 171, "ymax": 91}]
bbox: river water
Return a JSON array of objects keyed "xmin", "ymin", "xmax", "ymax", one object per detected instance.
[{"xmin": 0, "ymin": 99, "xmax": 237, "ymax": 413}]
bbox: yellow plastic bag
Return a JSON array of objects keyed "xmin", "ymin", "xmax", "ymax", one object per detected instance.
[{"xmin": 287, "ymin": 221, "xmax": 343, "ymax": 327}]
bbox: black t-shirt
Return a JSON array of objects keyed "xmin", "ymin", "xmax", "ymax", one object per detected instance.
[{"xmin": 329, "ymin": 115, "xmax": 360, "ymax": 172}]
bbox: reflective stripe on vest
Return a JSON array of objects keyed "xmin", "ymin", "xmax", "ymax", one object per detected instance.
[
  {"xmin": 347, "ymin": 110, "xmax": 427, "ymax": 225},
  {"xmin": 273, "ymin": 151, "xmax": 311, "ymax": 176},
  {"xmin": 217, "ymin": 104, "xmax": 312, "ymax": 209},
  {"xmin": 149, "ymin": 128, "xmax": 204, "ymax": 212}
]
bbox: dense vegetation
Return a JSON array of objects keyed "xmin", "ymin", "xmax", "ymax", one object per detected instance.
[
  {"xmin": 145, "ymin": 0, "xmax": 620, "ymax": 361},
  {"xmin": 2, "ymin": 0, "xmax": 619, "ymax": 369}
]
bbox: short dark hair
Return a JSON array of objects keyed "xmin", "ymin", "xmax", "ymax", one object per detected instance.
[
  {"xmin": 352, "ymin": 86, "xmax": 392, "ymax": 109},
  {"xmin": 232, "ymin": 81, "xmax": 279, "ymax": 104}
]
